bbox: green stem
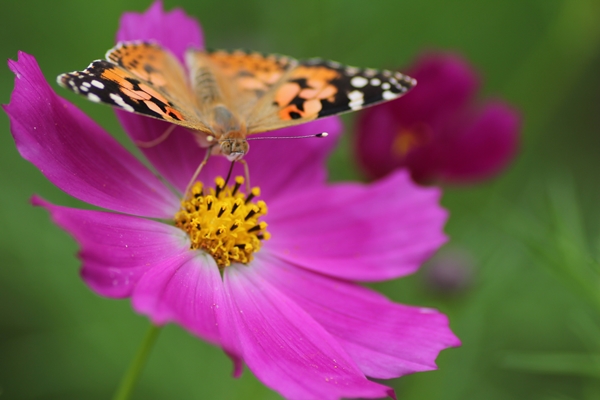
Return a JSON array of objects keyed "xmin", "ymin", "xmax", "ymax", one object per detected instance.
[{"xmin": 113, "ymin": 324, "xmax": 162, "ymax": 400}]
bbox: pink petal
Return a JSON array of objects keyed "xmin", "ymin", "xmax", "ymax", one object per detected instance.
[
  {"xmin": 132, "ymin": 252, "xmax": 230, "ymax": 347},
  {"xmin": 32, "ymin": 196, "xmax": 188, "ymax": 298},
  {"xmin": 130, "ymin": 250, "xmax": 245, "ymax": 374},
  {"xmin": 34, "ymin": 197, "xmax": 237, "ymax": 353},
  {"xmin": 3, "ymin": 52, "xmax": 178, "ymax": 218},
  {"xmin": 439, "ymin": 102, "xmax": 520, "ymax": 183},
  {"xmin": 219, "ymin": 263, "xmax": 394, "ymax": 400},
  {"xmin": 267, "ymin": 170, "xmax": 447, "ymax": 281},
  {"xmin": 355, "ymin": 104, "xmax": 404, "ymax": 180},
  {"xmin": 116, "ymin": 0, "xmax": 204, "ymax": 62},
  {"xmin": 243, "ymin": 118, "xmax": 342, "ymax": 201},
  {"xmin": 257, "ymin": 255, "xmax": 460, "ymax": 379},
  {"xmin": 116, "ymin": 114, "xmax": 208, "ymax": 195}
]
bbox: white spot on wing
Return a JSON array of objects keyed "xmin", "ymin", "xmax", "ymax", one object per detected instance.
[
  {"xmin": 350, "ymin": 76, "xmax": 368, "ymax": 88},
  {"xmin": 381, "ymin": 82, "xmax": 391, "ymax": 90},
  {"xmin": 382, "ymin": 90, "xmax": 397, "ymax": 100},
  {"xmin": 370, "ymin": 78, "xmax": 381, "ymax": 86},
  {"xmin": 91, "ymin": 80, "xmax": 105, "ymax": 89},
  {"xmin": 109, "ymin": 93, "xmax": 135, "ymax": 112},
  {"xmin": 348, "ymin": 90, "xmax": 363, "ymax": 101},
  {"xmin": 348, "ymin": 90, "xmax": 364, "ymax": 110},
  {"xmin": 87, "ymin": 93, "xmax": 101, "ymax": 103}
]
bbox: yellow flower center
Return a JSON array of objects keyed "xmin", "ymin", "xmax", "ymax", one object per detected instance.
[
  {"xmin": 392, "ymin": 123, "xmax": 432, "ymax": 158},
  {"xmin": 174, "ymin": 176, "xmax": 270, "ymax": 268}
]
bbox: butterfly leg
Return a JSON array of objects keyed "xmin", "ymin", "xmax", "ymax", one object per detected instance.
[
  {"xmin": 134, "ymin": 124, "xmax": 176, "ymax": 148},
  {"xmin": 183, "ymin": 146, "xmax": 213, "ymax": 198},
  {"xmin": 239, "ymin": 159, "xmax": 251, "ymax": 193}
]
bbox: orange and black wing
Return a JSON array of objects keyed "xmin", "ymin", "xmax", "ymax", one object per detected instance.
[
  {"xmin": 245, "ymin": 57, "xmax": 416, "ymax": 133},
  {"xmin": 58, "ymin": 41, "xmax": 211, "ymax": 133}
]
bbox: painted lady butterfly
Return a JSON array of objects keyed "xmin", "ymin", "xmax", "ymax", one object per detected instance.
[{"xmin": 58, "ymin": 41, "xmax": 416, "ymax": 161}]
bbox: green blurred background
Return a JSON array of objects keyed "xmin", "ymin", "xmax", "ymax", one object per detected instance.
[{"xmin": 2, "ymin": 0, "xmax": 600, "ymax": 399}]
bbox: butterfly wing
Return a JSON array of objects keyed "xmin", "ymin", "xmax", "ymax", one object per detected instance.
[
  {"xmin": 245, "ymin": 58, "xmax": 416, "ymax": 133},
  {"xmin": 60, "ymin": 43, "xmax": 416, "ymax": 137},
  {"xmin": 58, "ymin": 42, "xmax": 211, "ymax": 133}
]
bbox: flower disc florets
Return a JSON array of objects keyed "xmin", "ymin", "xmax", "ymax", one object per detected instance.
[{"xmin": 174, "ymin": 176, "xmax": 270, "ymax": 268}]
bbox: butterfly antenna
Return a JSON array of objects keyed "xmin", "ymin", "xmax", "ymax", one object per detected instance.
[
  {"xmin": 135, "ymin": 124, "xmax": 176, "ymax": 148},
  {"xmin": 246, "ymin": 132, "xmax": 328, "ymax": 141},
  {"xmin": 184, "ymin": 146, "xmax": 213, "ymax": 198}
]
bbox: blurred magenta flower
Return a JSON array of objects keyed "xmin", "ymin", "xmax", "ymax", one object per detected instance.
[
  {"xmin": 4, "ymin": 2, "xmax": 459, "ymax": 398},
  {"xmin": 355, "ymin": 52, "xmax": 520, "ymax": 184}
]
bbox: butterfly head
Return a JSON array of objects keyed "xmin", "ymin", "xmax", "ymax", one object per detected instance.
[{"xmin": 219, "ymin": 136, "xmax": 249, "ymax": 161}]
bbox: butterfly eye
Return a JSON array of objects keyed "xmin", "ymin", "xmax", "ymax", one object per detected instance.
[
  {"xmin": 220, "ymin": 140, "xmax": 232, "ymax": 155},
  {"xmin": 235, "ymin": 139, "xmax": 249, "ymax": 155}
]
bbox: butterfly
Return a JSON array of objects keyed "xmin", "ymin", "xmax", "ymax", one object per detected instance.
[{"xmin": 58, "ymin": 41, "xmax": 416, "ymax": 161}]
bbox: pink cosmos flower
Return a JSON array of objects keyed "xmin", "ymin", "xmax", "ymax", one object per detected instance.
[
  {"xmin": 4, "ymin": 2, "xmax": 459, "ymax": 399},
  {"xmin": 355, "ymin": 52, "xmax": 520, "ymax": 185}
]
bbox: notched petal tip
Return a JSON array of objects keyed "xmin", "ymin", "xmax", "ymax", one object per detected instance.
[
  {"xmin": 225, "ymin": 350, "xmax": 244, "ymax": 378},
  {"xmin": 5, "ymin": 52, "xmax": 42, "ymax": 95},
  {"xmin": 30, "ymin": 194, "xmax": 49, "ymax": 207}
]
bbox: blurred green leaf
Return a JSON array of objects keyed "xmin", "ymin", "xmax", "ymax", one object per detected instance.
[
  {"xmin": 503, "ymin": 353, "xmax": 600, "ymax": 378},
  {"xmin": 569, "ymin": 310, "xmax": 600, "ymax": 353}
]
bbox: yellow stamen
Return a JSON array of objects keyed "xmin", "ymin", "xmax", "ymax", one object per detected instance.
[
  {"xmin": 174, "ymin": 176, "xmax": 270, "ymax": 268},
  {"xmin": 391, "ymin": 123, "xmax": 432, "ymax": 158}
]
